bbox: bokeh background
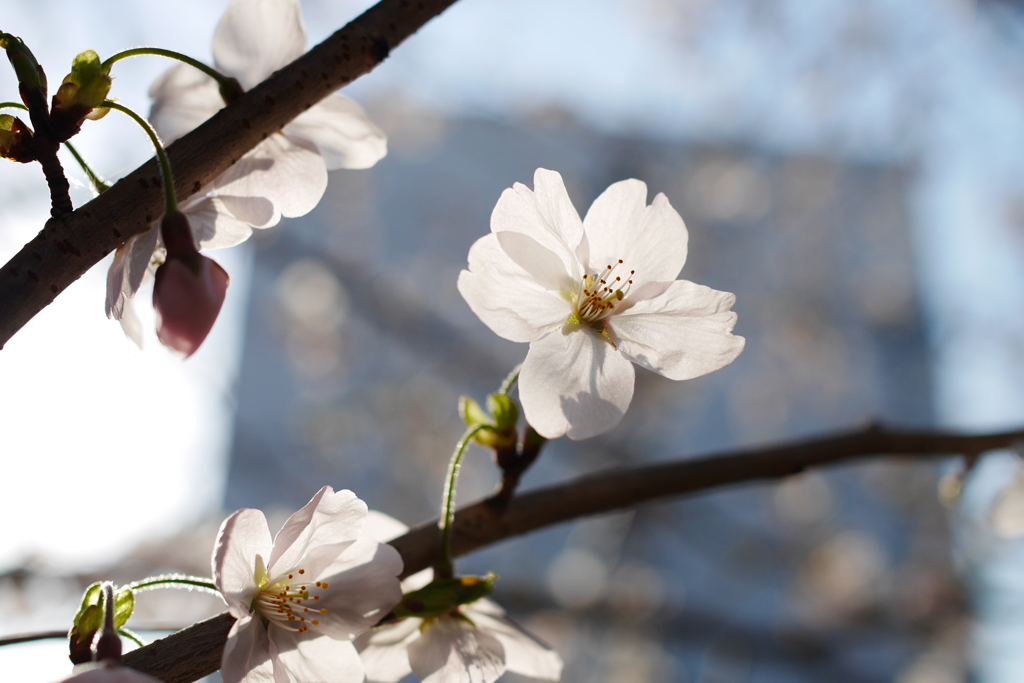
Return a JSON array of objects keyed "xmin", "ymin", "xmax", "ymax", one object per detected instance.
[{"xmin": 1, "ymin": 0, "xmax": 1024, "ymax": 681}]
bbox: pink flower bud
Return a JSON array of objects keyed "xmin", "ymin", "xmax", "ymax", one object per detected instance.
[{"xmin": 153, "ymin": 253, "xmax": 229, "ymax": 358}]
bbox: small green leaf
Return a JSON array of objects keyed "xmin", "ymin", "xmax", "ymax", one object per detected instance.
[{"xmin": 114, "ymin": 588, "xmax": 134, "ymax": 629}]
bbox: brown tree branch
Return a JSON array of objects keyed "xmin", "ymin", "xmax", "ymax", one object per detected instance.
[
  {"xmin": 121, "ymin": 422, "xmax": 1024, "ymax": 683},
  {"xmin": 0, "ymin": 0, "xmax": 460, "ymax": 349}
]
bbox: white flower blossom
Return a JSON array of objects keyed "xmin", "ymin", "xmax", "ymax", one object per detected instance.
[
  {"xmin": 213, "ymin": 487, "xmax": 403, "ymax": 683},
  {"xmin": 457, "ymin": 168, "xmax": 745, "ymax": 440},
  {"xmin": 55, "ymin": 662, "xmax": 163, "ymax": 683},
  {"xmin": 356, "ymin": 514, "xmax": 563, "ymax": 683},
  {"xmin": 106, "ymin": 0, "xmax": 386, "ymax": 343}
]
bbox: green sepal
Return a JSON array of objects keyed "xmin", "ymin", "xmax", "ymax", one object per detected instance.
[
  {"xmin": 391, "ymin": 573, "xmax": 497, "ymax": 621},
  {"xmin": 459, "ymin": 396, "xmax": 492, "ymax": 428}
]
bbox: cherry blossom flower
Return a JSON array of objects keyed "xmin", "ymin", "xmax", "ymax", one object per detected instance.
[
  {"xmin": 55, "ymin": 662, "xmax": 163, "ymax": 683},
  {"xmin": 457, "ymin": 168, "xmax": 745, "ymax": 440},
  {"xmin": 106, "ymin": 0, "xmax": 387, "ymax": 343},
  {"xmin": 214, "ymin": 487, "xmax": 403, "ymax": 683},
  {"xmin": 355, "ymin": 515, "xmax": 563, "ymax": 683}
]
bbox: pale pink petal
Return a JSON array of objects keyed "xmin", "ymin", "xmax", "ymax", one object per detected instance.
[
  {"xmin": 408, "ymin": 618, "xmax": 506, "ymax": 683},
  {"xmin": 58, "ymin": 662, "xmax": 164, "ymax": 683},
  {"xmin": 611, "ymin": 280, "xmax": 744, "ymax": 381},
  {"xmin": 468, "ymin": 608, "xmax": 563, "ymax": 681},
  {"xmin": 519, "ymin": 327, "xmax": 636, "ymax": 440},
  {"xmin": 118, "ymin": 296, "xmax": 145, "ymax": 349},
  {"xmin": 285, "ymin": 95, "xmax": 387, "ymax": 170},
  {"xmin": 213, "ymin": 0, "xmax": 306, "ymax": 90},
  {"xmin": 269, "ymin": 630, "xmax": 365, "ymax": 683},
  {"xmin": 457, "ymin": 234, "xmax": 569, "ymax": 344},
  {"xmin": 221, "ymin": 615, "xmax": 275, "ymax": 683},
  {"xmin": 185, "ymin": 197, "xmax": 256, "ymax": 250},
  {"xmin": 148, "ymin": 64, "xmax": 223, "ymax": 145},
  {"xmin": 583, "ymin": 181, "xmax": 688, "ymax": 292},
  {"xmin": 268, "ymin": 487, "xmax": 366, "ymax": 579},
  {"xmin": 213, "ymin": 509, "xmax": 272, "ymax": 616},
  {"xmin": 312, "ymin": 539, "xmax": 403, "ymax": 639},
  {"xmin": 355, "ymin": 618, "xmax": 420, "ymax": 683},
  {"xmin": 214, "ymin": 134, "xmax": 327, "ymax": 218},
  {"xmin": 105, "ymin": 228, "xmax": 158, "ymax": 321},
  {"xmin": 490, "ymin": 169, "xmax": 584, "ymax": 281},
  {"xmin": 219, "ymin": 194, "xmax": 279, "ymax": 229}
]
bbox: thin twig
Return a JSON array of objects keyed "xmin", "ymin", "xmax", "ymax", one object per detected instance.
[
  {"xmin": 0, "ymin": 0, "xmax": 460, "ymax": 349},
  {"xmin": 122, "ymin": 422, "xmax": 1024, "ymax": 683}
]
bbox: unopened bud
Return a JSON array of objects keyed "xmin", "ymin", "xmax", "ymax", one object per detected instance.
[
  {"xmin": 0, "ymin": 33, "xmax": 46, "ymax": 95},
  {"xmin": 153, "ymin": 253, "xmax": 230, "ymax": 358},
  {"xmin": 0, "ymin": 114, "xmax": 34, "ymax": 162},
  {"xmin": 159, "ymin": 210, "xmax": 197, "ymax": 258},
  {"xmin": 50, "ymin": 50, "xmax": 112, "ymax": 141},
  {"xmin": 486, "ymin": 393, "xmax": 518, "ymax": 432}
]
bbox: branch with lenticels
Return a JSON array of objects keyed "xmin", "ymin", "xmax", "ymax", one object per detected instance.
[
  {"xmin": 0, "ymin": 0, "xmax": 460, "ymax": 349},
  {"xmin": 121, "ymin": 422, "xmax": 1024, "ymax": 683}
]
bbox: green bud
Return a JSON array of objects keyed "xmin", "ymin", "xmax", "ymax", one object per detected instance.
[
  {"xmin": 0, "ymin": 33, "xmax": 46, "ymax": 94},
  {"xmin": 51, "ymin": 50, "xmax": 112, "ymax": 139},
  {"xmin": 391, "ymin": 573, "xmax": 497, "ymax": 621},
  {"xmin": 486, "ymin": 393, "xmax": 518, "ymax": 432},
  {"xmin": 67, "ymin": 582, "xmax": 134, "ymax": 664},
  {"xmin": 459, "ymin": 396, "xmax": 492, "ymax": 428}
]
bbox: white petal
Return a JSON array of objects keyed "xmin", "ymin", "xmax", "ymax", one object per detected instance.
[
  {"xmin": 118, "ymin": 296, "xmax": 145, "ymax": 349},
  {"xmin": 148, "ymin": 64, "xmax": 223, "ymax": 145},
  {"xmin": 213, "ymin": 509, "xmax": 273, "ymax": 616},
  {"xmin": 519, "ymin": 326, "xmax": 635, "ymax": 440},
  {"xmin": 221, "ymin": 615, "xmax": 275, "ymax": 683},
  {"xmin": 314, "ymin": 539, "xmax": 403, "ymax": 639},
  {"xmin": 285, "ymin": 95, "xmax": 387, "ymax": 170},
  {"xmin": 495, "ymin": 231, "xmax": 574, "ymax": 293},
  {"xmin": 185, "ymin": 197, "xmax": 256, "ymax": 250},
  {"xmin": 991, "ymin": 466, "xmax": 1024, "ymax": 537},
  {"xmin": 583, "ymin": 182, "xmax": 688, "ymax": 291},
  {"xmin": 219, "ymin": 194, "xmax": 279, "ymax": 229},
  {"xmin": 269, "ymin": 630, "xmax": 365, "ymax": 683},
  {"xmin": 468, "ymin": 608, "xmax": 563, "ymax": 681},
  {"xmin": 355, "ymin": 618, "xmax": 420, "ymax": 683},
  {"xmin": 268, "ymin": 487, "xmax": 366, "ymax": 579},
  {"xmin": 105, "ymin": 228, "xmax": 158, "ymax": 321},
  {"xmin": 213, "ymin": 0, "xmax": 306, "ymax": 90},
  {"xmin": 611, "ymin": 280, "xmax": 744, "ymax": 381},
  {"xmin": 457, "ymin": 234, "xmax": 569, "ymax": 344},
  {"xmin": 409, "ymin": 618, "xmax": 506, "ymax": 683},
  {"xmin": 59, "ymin": 663, "xmax": 164, "ymax": 683},
  {"xmin": 214, "ymin": 134, "xmax": 328, "ymax": 218},
  {"xmin": 490, "ymin": 169, "xmax": 584, "ymax": 280}
]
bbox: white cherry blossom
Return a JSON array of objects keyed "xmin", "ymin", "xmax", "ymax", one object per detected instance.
[
  {"xmin": 457, "ymin": 168, "xmax": 745, "ymax": 440},
  {"xmin": 213, "ymin": 487, "xmax": 403, "ymax": 683},
  {"xmin": 55, "ymin": 662, "xmax": 163, "ymax": 683},
  {"xmin": 355, "ymin": 515, "xmax": 563, "ymax": 683},
  {"xmin": 106, "ymin": 0, "xmax": 386, "ymax": 342}
]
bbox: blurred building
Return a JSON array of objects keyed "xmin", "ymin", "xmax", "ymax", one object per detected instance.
[{"xmin": 221, "ymin": 105, "xmax": 956, "ymax": 683}]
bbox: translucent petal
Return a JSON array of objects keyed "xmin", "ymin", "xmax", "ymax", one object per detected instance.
[
  {"xmin": 213, "ymin": 0, "xmax": 306, "ymax": 90},
  {"xmin": 268, "ymin": 487, "xmax": 366, "ymax": 580},
  {"xmin": 611, "ymin": 280, "xmax": 745, "ymax": 381},
  {"xmin": 519, "ymin": 326, "xmax": 635, "ymax": 440},
  {"xmin": 148, "ymin": 64, "xmax": 223, "ymax": 145},
  {"xmin": 185, "ymin": 197, "xmax": 255, "ymax": 250},
  {"xmin": 468, "ymin": 607, "xmax": 563, "ymax": 681},
  {"xmin": 313, "ymin": 540, "xmax": 403, "ymax": 639},
  {"xmin": 214, "ymin": 134, "xmax": 327, "ymax": 218},
  {"xmin": 355, "ymin": 618, "xmax": 420, "ymax": 683},
  {"xmin": 408, "ymin": 618, "xmax": 506, "ymax": 683},
  {"xmin": 221, "ymin": 615, "xmax": 275, "ymax": 683},
  {"xmin": 583, "ymin": 181, "xmax": 688, "ymax": 291},
  {"xmin": 213, "ymin": 509, "xmax": 272, "ymax": 615},
  {"xmin": 270, "ymin": 630, "xmax": 365, "ymax": 683},
  {"xmin": 286, "ymin": 95, "xmax": 387, "ymax": 170}
]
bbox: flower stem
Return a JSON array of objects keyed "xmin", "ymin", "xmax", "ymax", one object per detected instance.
[
  {"xmin": 63, "ymin": 141, "xmax": 109, "ymax": 193},
  {"xmin": 437, "ymin": 424, "xmax": 487, "ymax": 579},
  {"xmin": 499, "ymin": 363, "xmax": 522, "ymax": 396},
  {"xmin": 101, "ymin": 48, "xmax": 241, "ymax": 101},
  {"xmin": 118, "ymin": 628, "xmax": 145, "ymax": 649},
  {"xmin": 94, "ymin": 582, "xmax": 122, "ymax": 663},
  {"xmin": 0, "ymin": 101, "xmax": 27, "ymax": 111},
  {"xmin": 126, "ymin": 574, "xmax": 219, "ymax": 594},
  {"xmin": 102, "ymin": 100, "xmax": 177, "ymax": 213}
]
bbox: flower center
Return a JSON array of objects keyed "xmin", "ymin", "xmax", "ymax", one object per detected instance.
[
  {"xmin": 568, "ymin": 259, "xmax": 634, "ymax": 326},
  {"xmin": 252, "ymin": 567, "xmax": 330, "ymax": 634}
]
